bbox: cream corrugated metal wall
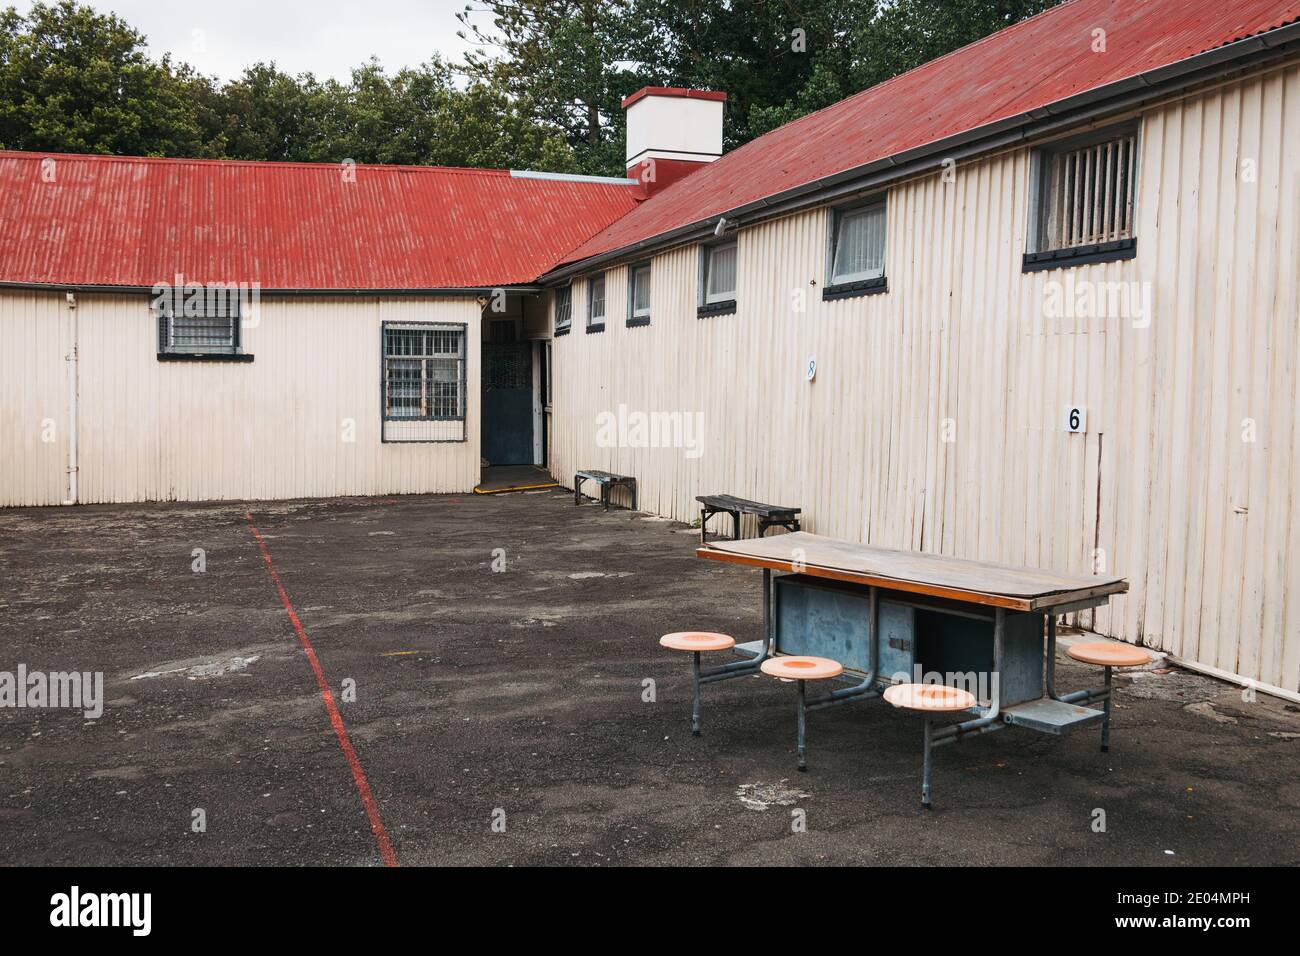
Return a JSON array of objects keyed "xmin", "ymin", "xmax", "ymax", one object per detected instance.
[
  {"xmin": 0, "ymin": 293, "xmax": 481, "ymax": 505},
  {"xmin": 550, "ymin": 64, "xmax": 1300, "ymax": 695}
]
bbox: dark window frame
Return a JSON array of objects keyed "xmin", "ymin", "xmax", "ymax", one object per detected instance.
[
  {"xmin": 586, "ymin": 272, "xmax": 606, "ymax": 333},
  {"xmin": 698, "ymin": 240, "xmax": 738, "ymax": 317},
  {"xmin": 554, "ymin": 284, "xmax": 573, "ymax": 336},
  {"xmin": 627, "ymin": 261, "xmax": 652, "ymax": 327},
  {"xmin": 1023, "ymin": 121, "xmax": 1140, "ymax": 272},
  {"xmin": 155, "ymin": 287, "xmax": 250, "ymax": 361},
  {"xmin": 824, "ymin": 196, "xmax": 888, "ymax": 301},
  {"xmin": 379, "ymin": 320, "xmax": 468, "ymax": 444}
]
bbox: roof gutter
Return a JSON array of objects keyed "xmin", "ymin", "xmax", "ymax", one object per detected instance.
[
  {"xmin": 0, "ymin": 281, "xmax": 546, "ymax": 296},
  {"xmin": 542, "ymin": 20, "xmax": 1300, "ymax": 284}
]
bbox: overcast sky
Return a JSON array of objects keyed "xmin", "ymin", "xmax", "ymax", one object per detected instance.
[{"xmin": 15, "ymin": 0, "xmax": 480, "ymax": 82}]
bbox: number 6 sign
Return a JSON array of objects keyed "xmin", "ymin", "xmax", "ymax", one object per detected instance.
[{"xmin": 1064, "ymin": 405, "xmax": 1087, "ymax": 433}]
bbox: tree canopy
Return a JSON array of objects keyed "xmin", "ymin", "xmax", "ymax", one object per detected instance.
[{"xmin": 1, "ymin": 0, "xmax": 1058, "ymax": 174}]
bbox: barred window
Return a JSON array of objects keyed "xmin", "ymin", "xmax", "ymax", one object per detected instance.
[
  {"xmin": 381, "ymin": 322, "xmax": 466, "ymax": 443},
  {"xmin": 156, "ymin": 287, "xmax": 241, "ymax": 355},
  {"xmin": 555, "ymin": 285, "xmax": 572, "ymax": 332},
  {"xmin": 1033, "ymin": 127, "xmax": 1137, "ymax": 255}
]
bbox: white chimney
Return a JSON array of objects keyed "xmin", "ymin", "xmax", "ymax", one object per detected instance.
[{"xmin": 623, "ymin": 87, "xmax": 726, "ymax": 197}]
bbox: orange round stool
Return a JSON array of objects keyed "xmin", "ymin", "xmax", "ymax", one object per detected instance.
[
  {"xmin": 883, "ymin": 682, "xmax": 979, "ymax": 809},
  {"xmin": 659, "ymin": 631, "xmax": 736, "ymax": 736},
  {"xmin": 1067, "ymin": 642, "xmax": 1151, "ymax": 668},
  {"xmin": 760, "ymin": 655, "xmax": 846, "ymax": 771},
  {"xmin": 1066, "ymin": 640, "xmax": 1151, "ymax": 752},
  {"xmin": 760, "ymin": 656, "xmax": 844, "ymax": 682},
  {"xmin": 883, "ymin": 683, "xmax": 978, "ymax": 713},
  {"xmin": 660, "ymin": 631, "xmax": 736, "ymax": 653}
]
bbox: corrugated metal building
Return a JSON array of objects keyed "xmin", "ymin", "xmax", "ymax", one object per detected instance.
[
  {"xmin": 539, "ymin": 0, "xmax": 1300, "ymax": 700},
  {"xmin": 2, "ymin": 0, "xmax": 1298, "ymax": 697}
]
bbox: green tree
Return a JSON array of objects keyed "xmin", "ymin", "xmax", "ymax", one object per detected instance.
[
  {"xmin": 457, "ymin": 0, "xmax": 643, "ymax": 175},
  {"xmin": 0, "ymin": 0, "xmax": 219, "ymax": 155}
]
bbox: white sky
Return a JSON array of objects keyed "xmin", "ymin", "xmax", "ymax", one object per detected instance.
[{"xmin": 14, "ymin": 0, "xmax": 481, "ymax": 82}]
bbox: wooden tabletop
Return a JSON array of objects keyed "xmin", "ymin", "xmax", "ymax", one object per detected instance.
[{"xmin": 696, "ymin": 532, "xmax": 1127, "ymax": 612}]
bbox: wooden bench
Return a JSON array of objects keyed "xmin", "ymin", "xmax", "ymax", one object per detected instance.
[
  {"xmin": 696, "ymin": 494, "xmax": 801, "ymax": 545},
  {"xmin": 574, "ymin": 470, "xmax": 637, "ymax": 511}
]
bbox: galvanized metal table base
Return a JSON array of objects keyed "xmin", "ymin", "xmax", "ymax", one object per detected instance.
[{"xmin": 690, "ymin": 533, "xmax": 1131, "ymax": 809}]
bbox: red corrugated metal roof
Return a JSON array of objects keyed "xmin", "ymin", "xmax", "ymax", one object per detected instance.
[
  {"xmin": 0, "ymin": 153, "xmax": 638, "ymax": 289},
  {"xmin": 564, "ymin": 0, "xmax": 1300, "ymax": 266}
]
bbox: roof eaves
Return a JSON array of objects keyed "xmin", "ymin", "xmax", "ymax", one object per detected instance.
[{"xmin": 543, "ymin": 17, "xmax": 1300, "ymax": 284}]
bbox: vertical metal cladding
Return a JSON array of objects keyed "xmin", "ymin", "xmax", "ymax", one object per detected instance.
[
  {"xmin": 0, "ymin": 294, "xmax": 482, "ymax": 505},
  {"xmin": 549, "ymin": 65, "xmax": 1300, "ymax": 695}
]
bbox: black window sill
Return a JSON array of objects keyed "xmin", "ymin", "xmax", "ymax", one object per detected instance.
[
  {"xmin": 822, "ymin": 277, "xmax": 887, "ymax": 301},
  {"xmin": 1022, "ymin": 237, "xmax": 1136, "ymax": 273},
  {"xmin": 554, "ymin": 325, "xmax": 571, "ymax": 337},
  {"xmin": 697, "ymin": 299, "xmax": 736, "ymax": 318},
  {"xmin": 157, "ymin": 352, "xmax": 254, "ymax": 363},
  {"xmin": 585, "ymin": 322, "xmax": 605, "ymax": 334},
  {"xmin": 626, "ymin": 316, "xmax": 650, "ymax": 328}
]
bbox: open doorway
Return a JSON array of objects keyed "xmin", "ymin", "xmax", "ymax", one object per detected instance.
[{"xmin": 478, "ymin": 294, "xmax": 555, "ymax": 493}]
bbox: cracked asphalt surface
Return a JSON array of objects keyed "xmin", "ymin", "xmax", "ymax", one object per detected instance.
[{"xmin": 1, "ymin": 491, "xmax": 1297, "ymax": 866}]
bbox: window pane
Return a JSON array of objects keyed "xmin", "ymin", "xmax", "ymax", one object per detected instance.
[
  {"xmin": 588, "ymin": 275, "xmax": 605, "ymax": 322},
  {"xmin": 556, "ymin": 286, "xmax": 572, "ymax": 327},
  {"xmin": 157, "ymin": 287, "xmax": 239, "ymax": 353},
  {"xmin": 383, "ymin": 325, "xmax": 464, "ymax": 421},
  {"xmin": 1040, "ymin": 132, "xmax": 1136, "ymax": 252},
  {"xmin": 831, "ymin": 205, "xmax": 885, "ymax": 284},
  {"xmin": 385, "ymin": 358, "xmax": 423, "ymax": 417},
  {"xmin": 706, "ymin": 243, "xmax": 737, "ymax": 301},
  {"xmin": 632, "ymin": 265, "xmax": 651, "ymax": 315}
]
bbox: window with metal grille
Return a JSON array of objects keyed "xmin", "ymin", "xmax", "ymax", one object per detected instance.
[
  {"xmin": 381, "ymin": 322, "xmax": 466, "ymax": 443},
  {"xmin": 554, "ymin": 285, "xmax": 572, "ymax": 333},
  {"xmin": 828, "ymin": 201, "xmax": 886, "ymax": 288},
  {"xmin": 628, "ymin": 262, "xmax": 651, "ymax": 326},
  {"xmin": 1031, "ymin": 126, "xmax": 1138, "ymax": 259},
  {"xmin": 587, "ymin": 273, "xmax": 606, "ymax": 328},
  {"xmin": 156, "ymin": 287, "xmax": 241, "ymax": 355}
]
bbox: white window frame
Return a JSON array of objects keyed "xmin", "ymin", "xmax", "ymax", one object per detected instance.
[
  {"xmin": 628, "ymin": 262, "xmax": 651, "ymax": 325},
  {"xmin": 699, "ymin": 240, "xmax": 738, "ymax": 306},
  {"xmin": 826, "ymin": 198, "xmax": 887, "ymax": 288},
  {"xmin": 554, "ymin": 284, "xmax": 572, "ymax": 333},
  {"xmin": 587, "ymin": 273, "xmax": 606, "ymax": 328}
]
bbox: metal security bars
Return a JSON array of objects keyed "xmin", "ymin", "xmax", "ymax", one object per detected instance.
[
  {"xmin": 1036, "ymin": 128, "xmax": 1137, "ymax": 253},
  {"xmin": 156, "ymin": 288, "xmax": 241, "ymax": 355},
  {"xmin": 381, "ymin": 321, "xmax": 466, "ymax": 443}
]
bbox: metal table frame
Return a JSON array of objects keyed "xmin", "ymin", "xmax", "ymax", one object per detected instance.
[{"xmin": 695, "ymin": 534, "xmax": 1130, "ymax": 806}]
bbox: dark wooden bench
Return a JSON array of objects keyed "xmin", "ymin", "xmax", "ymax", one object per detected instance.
[
  {"xmin": 696, "ymin": 494, "xmax": 801, "ymax": 545},
  {"xmin": 574, "ymin": 470, "xmax": 637, "ymax": 511}
]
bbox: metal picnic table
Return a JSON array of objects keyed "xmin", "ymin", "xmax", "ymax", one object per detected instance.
[{"xmin": 691, "ymin": 531, "xmax": 1131, "ymax": 806}]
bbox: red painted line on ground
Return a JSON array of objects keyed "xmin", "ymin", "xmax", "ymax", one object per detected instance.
[{"xmin": 245, "ymin": 512, "xmax": 399, "ymax": 867}]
